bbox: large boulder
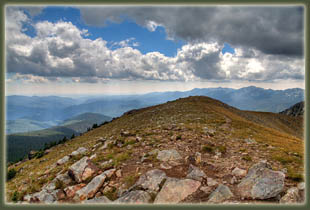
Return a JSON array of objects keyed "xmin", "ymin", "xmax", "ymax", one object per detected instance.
[
  {"xmin": 133, "ymin": 169, "xmax": 167, "ymax": 193},
  {"xmin": 186, "ymin": 164, "xmax": 207, "ymax": 181},
  {"xmin": 55, "ymin": 173, "xmax": 72, "ymax": 186},
  {"xmin": 208, "ymin": 184, "xmax": 233, "ymax": 203},
  {"xmin": 232, "ymin": 167, "xmax": 247, "ymax": 177},
  {"xmin": 68, "ymin": 156, "xmax": 98, "ymax": 183},
  {"xmin": 157, "ymin": 149, "xmax": 182, "ymax": 162},
  {"xmin": 154, "ymin": 178, "xmax": 201, "ymax": 204},
  {"xmin": 280, "ymin": 187, "xmax": 300, "ymax": 204},
  {"xmin": 237, "ymin": 161, "xmax": 285, "ymax": 199},
  {"xmin": 75, "ymin": 173, "xmax": 107, "ymax": 200},
  {"xmin": 31, "ymin": 190, "xmax": 56, "ymax": 203},
  {"xmin": 114, "ymin": 190, "xmax": 152, "ymax": 204}
]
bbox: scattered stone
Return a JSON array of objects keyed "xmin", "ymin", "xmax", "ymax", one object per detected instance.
[
  {"xmin": 83, "ymin": 196, "xmax": 112, "ymax": 204},
  {"xmin": 160, "ymin": 162, "xmax": 172, "ymax": 169},
  {"xmin": 64, "ymin": 184, "xmax": 86, "ymax": 198},
  {"xmin": 90, "ymin": 154, "xmax": 97, "ymax": 160},
  {"xmin": 114, "ymin": 190, "xmax": 151, "ymax": 204},
  {"xmin": 75, "ymin": 173, "xmax": 107, "ymax": 200},
  {"xmin": 280, "ymin": 187, "xmax": 300, "ymax": 204},
  {"xmin": 208, "ymin": 184, "xmax": 234, "ymax": 203},
  {"xmin": 186, "ymin": 164, "xmax": 207, "ymax": 181},
  {"xmin": 157, "ymin": 149, "xmax": 182, "ymax": 162},
  {"xmin": 102, "ymin": 168, "xmax": 116, "ymax": 178},
  {"xmin": 230, "ymin": 176, "xmax": 237, "ymax": 185},
  {"xmin": 237, "ymin": 161, "xmax": 285, "ymax": 199},
  {"xmin": 136, "ymin": 136, "xmax": 142, "ymax": 142},
  {"xmin": 244, "ymin": 138, "xmax": 256, "ymax": 144},
  {"xmin": 70, "ymin": 147, "xmax": 88, "ymax": 157},
  {"xmin": 101, "ymin": 159, "xmax": 113, "ymax": 168},
  {"xmin": 31, "ymin": 190, "xmax": 56, "ymax": 203},
  {"xmin": 56, "ymin": 156, "xmax": 70, "ymax": 165},
  {"xmin": 297, "ymin": 182, "xmax": 305, "ymax": 190},
  {"xmin": 232, "ymin": 167, "xmax": 247, "ymax": 177},
  {"xmin": 204, "ymin": 127, "xmax": 216, "ymax": 136},
  {"xmin": 100, "ymin": 140, "xmax": 113, "ymax": 150},
  {"xmin": 154, "ymin": 178, "xmax": 201, "ymax": 204},
  {"xmin": 148, "ymin": 149, "xmax": 159, "ymax": 156},
  {"xmin": 207, "ymin": 178, "xmax": 218, "ymax": 187},
  {"xmin": 116, "ymin": 169, "xmax": 122, "ymax": 178},
  {"xmin": 68, "ymin": 157, "xmax": 98, "ymax": 183}
]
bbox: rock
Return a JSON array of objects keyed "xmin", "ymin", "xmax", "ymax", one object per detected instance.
[
  {"xmin": 56, "ymin": 189, "xmax": 66, "ymax": 200},
  {"xmin": 101, "ymin": 186, "xmax": 113, "ymax": 194},
  {"xmin": 114, "ymin": 190, "xmax": 151, "ymax": 204},
  {"xmin": 154, "ymin": 178, "xmax": 201, "ymax": 204},
  {"xmin": 230, "ymin": 176, "xmax": 237, "ymax": 185},
  {"xmin": 55, "ymin": 173, "xmax": 72, "ymax": 186},
  {"xmin": 64, "ymin": 184, "xmax": 86, "ymax": 198},
  {"xmin": 232, "ymin": 167, "xmax": 247, "ymax": 177},
  {"xmin": 204, "ymin": 127, "xmax": 216, "ymax": 136},
  {"xmin": 68, "ymin": 156, "xmax": 98, "ymax": 183},
  {"xmin": 42, "ymin": 181, "xmax": 56, "ymax": 192},
  {"xmin": 83, "ymin": 196, "xmax": 112, "ymax": 204},
  {"xmin": 280, "ymin": 187, "xmax": 300, "ymax": 203},
  {"xmin": 56, "ymin": 156, "xmax": 70, "ymax": 165},
  {"xmin": 195, "ymin": 152, "xmax": 202, "ymax": 165},
  {"xmin": 102, "ymin": 168, "xmax": 116, "ymax": 178},
  {"xmin": 244, "ymin": 138, "xmax": 256, "ymax": 144},
  {"xmin": 136, "ymin": 136, "xmax": 142, "ymax": 142},
  {"xmin": 120, "ymin": 131, "xmax": 132, "ymax": 137},
  {"xmin": 208, "ymin": 184, "xmax": 234, "ymax": 203},
  {"xmin": 75, "ymin": 173, "xmax": 107, "ymax": 200},
  {"xmin": 133, "ymin": 169, "xmax": 167, "ymax": 193},
  {"xmin": 71, "ymin": 147, "xmax": 88, "ymax": 157},
  {"xmin": 237, "ymin": 161, "xmax": 285, "ymax": 199},
  {"xmin": 32, "ymin": 190, "xmax": 56, "ymax": 203},
  {"xmin": 100, "ymin": 140, "xmax": 113, "ymax": 150},
  {"xmin": 100, "ymin": 159, "xmax": 113, "ymax": 168},
  {"xmin": 157, "ymin": 149, "xmax": 182, "ymax": 162},
  {"xmin": 160, "ymin": 162, "xmax": 172, "ymax": 169},
  {"xmin": 200, "ymin": 186, "xmax": 212, "ymax": 194},
  {"xmin": 90, "ymin": 154, "xmax": 97, "ymax": 160},
  {"xmin": 297, "ymin": 182, "xmax": 305, "ymax": 190},
  {"xmin": 186, "ymin": 164, "xmax": 207, "ymax": 181},
  {"xmin": 116, "ymin": 169, "xmax": 122, "ymax": 178},
  {"xmin": 207, "ymin": 178, "xmax": 218, "ymax": 187}
]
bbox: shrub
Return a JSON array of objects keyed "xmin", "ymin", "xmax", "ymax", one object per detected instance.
[
  {"xmin": 7, "ymin": 168, "xmax": 16, "ymax": 181},
  {"xmin": 216, "ymin": 145, "xmax": 227, "ymax": 154},
  {"xmin": 92, "ymin": 123, "xmax": 98, "ymax": 129},
  {"xmin": 242, "ymin": 155, "xmax": 252, "ymax": 161},
  {"xmin": 11, "ymin": 191, "xmax": 19, "ymax": 202},
  {"xmin": 55, "ymin": 179, "xmax": 64, "ymax": 190},
  {"xmin": 71, "ymin": 134, "xmax": 75, "ymax": 139},
  {"xmin": 176, "ymin": 135, "xmax": 182, "ymax": 140},
  {"xmin": 202, "ymin": 145, "xmax": 214, "ymax": 153},
  {"xmin": 35, "ymin": 150, "xmax": 45, "ymax": 159}
]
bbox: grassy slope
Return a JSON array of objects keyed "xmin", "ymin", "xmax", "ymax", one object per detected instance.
[{"xmin": 6, "ymin": 96, "xmax": 304, "ymax": 202}]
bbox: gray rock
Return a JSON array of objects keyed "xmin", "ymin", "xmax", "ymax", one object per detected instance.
[
  {"xmin": 207, "ymin": 178, "xmax": 218, "ymax": 187},
  {"xmin": 102, "ymin": 168, "xmax": 116, "ymax": 178},
  {"xmin": 101, "ymin": 159, "xmax": 113, "ymax": 168},
  {"xmin": 186, "ymin": 164, "xmax": 207, "ymax": 181},
  {"xmin": 83, "ymin": 196, "xmax": 112, "ymax": 204},
  {"xmin": 237, "ymin": 161, "xmax": 285, "ymax": 199},
  {"xmin": 114, "ymin": 190, "xmax": 152, "ymax": 204},
  {"xmin": 297, "ymin": 182, "xmax": 305, "ymax": 190},
  {"xmin": 68, "ymin": 156, "xmax": 98, "ymax": 183},
  {"xmin": 56, "ymin": 156, "xmax": 70, "ymax": 165},
  {"xmin": 157, "ymin": 149, "xmax": 182, "ymax": 162},
  {"xmin": 133, "ymin": 169, "xmax": 167, "ymax": 193},
  {"xmin": 208, "ymin": 184, "xmax": 233, "ymax": 203},
  {"xmin": 32, "ymin": 190, "xmax": 56, "ymax": 203},
  {"xmin": 75, "ymin": 173, "xmax": 107, "ymax": 200},
  {"xmin": 154, "ymin": 178, "xmax": 201, "ymax": 204},
  {"xmin": 280, "ymin": 187, "xmax": 300, "ymax": 204},
  {"xmin": 71, "ymin": 147, "xmax": 88, "ymax": 157},
  {"xmin": 55, "ymin": 173, "xmax": 72, "ymax": 186}
]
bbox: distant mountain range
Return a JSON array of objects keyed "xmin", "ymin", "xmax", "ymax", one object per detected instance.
[
  {"xmin": 7, "ymin": 113, "xmax": 112, "ymax": 162},
  {"xmin": 6, "ymin": 86, "xmax": 304, "ymax": 135}
]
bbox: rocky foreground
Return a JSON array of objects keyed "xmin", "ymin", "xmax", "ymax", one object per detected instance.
[{"xmin": 17, "ymin": 145, "xmax": 304, "ymax": 205}]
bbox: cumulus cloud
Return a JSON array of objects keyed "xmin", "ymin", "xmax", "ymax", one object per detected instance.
[
  {"xmin": 5, "ymin": 7, "xmax": 304, "ymax": 84},
  {"xmin": 79, "ymin": 5, "xmax": 304, "ymax": 56}
]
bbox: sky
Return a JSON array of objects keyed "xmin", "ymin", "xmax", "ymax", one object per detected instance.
[{"xmin": 5, "ymin": 5, "xmax": 305, "ymax": 96}]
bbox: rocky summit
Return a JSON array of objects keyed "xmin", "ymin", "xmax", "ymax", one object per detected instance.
[{"xmin": 6, "ymin": 96, "xmax": 304, "ymax": 205}]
